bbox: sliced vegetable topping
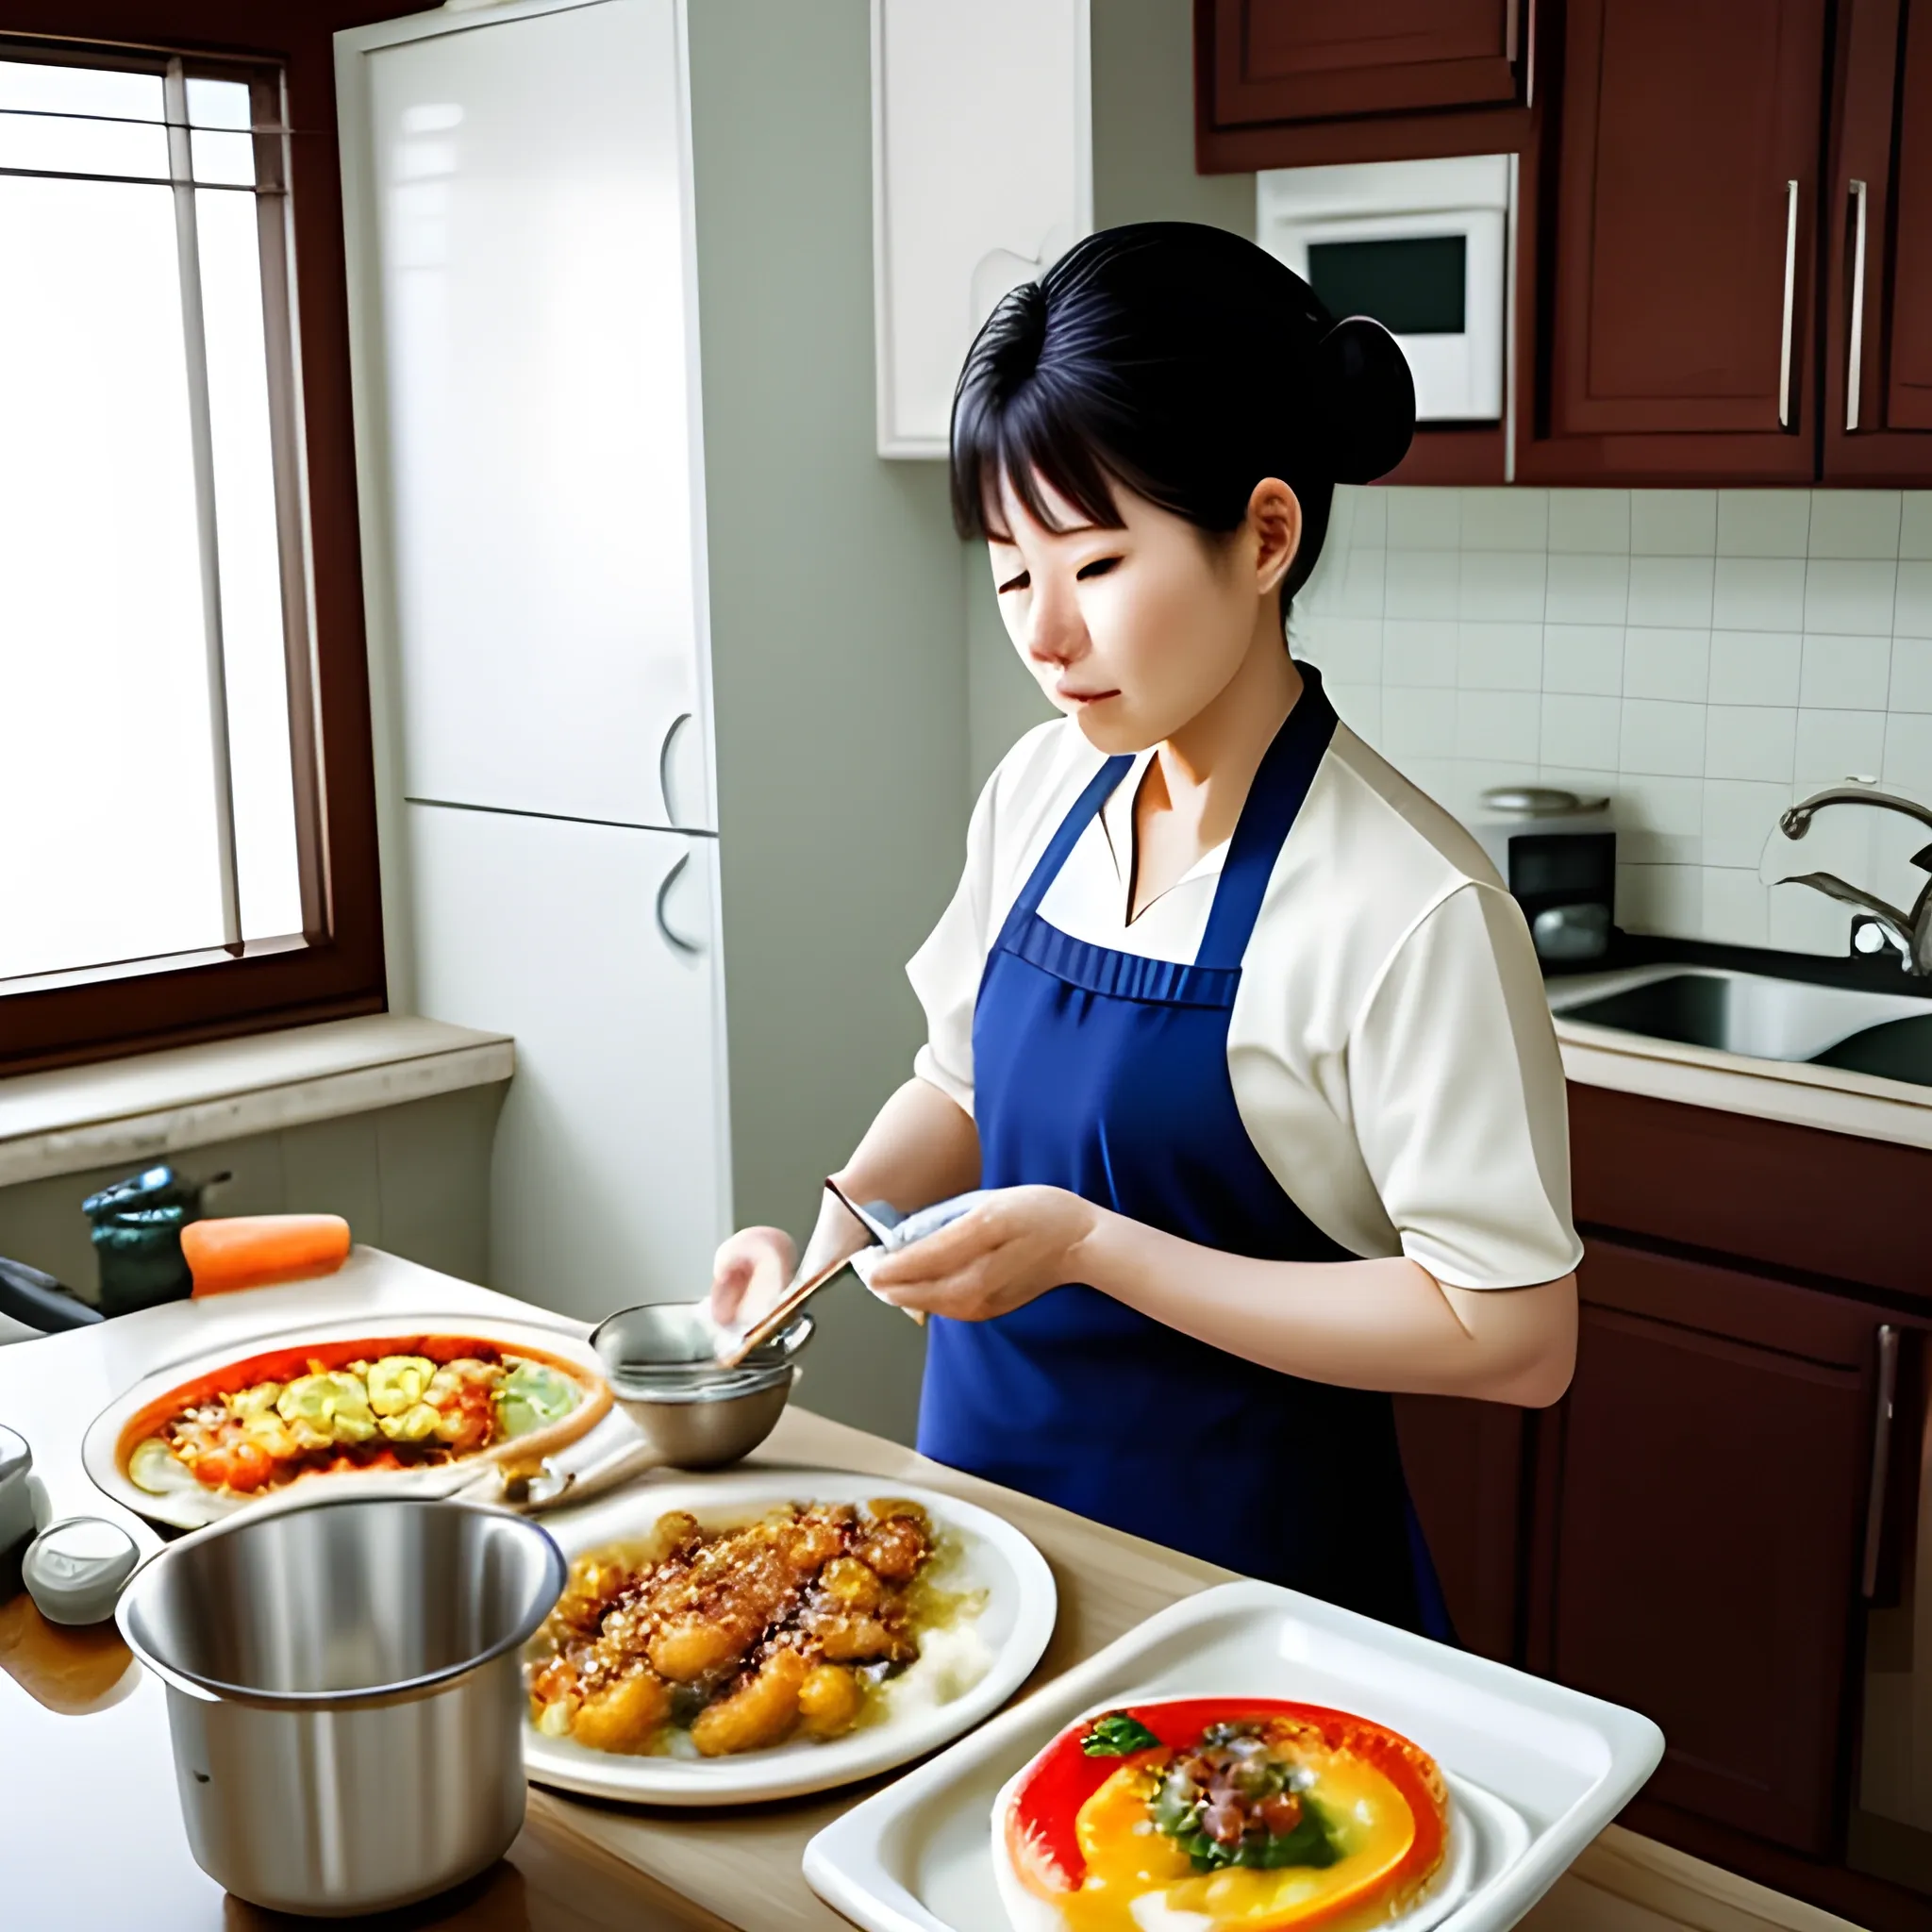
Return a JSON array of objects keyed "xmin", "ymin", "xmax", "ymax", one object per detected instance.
[
  {"xmin": 119, "ymin": 1335, "xmax": 596, "ymax": 1499},
  {"xmin": 1080, "ymin": 1711, "xmax": 1162, "ymax": 1757}
]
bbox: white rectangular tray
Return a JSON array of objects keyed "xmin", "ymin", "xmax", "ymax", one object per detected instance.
[{"xmin": 804, "ymin": 1578, "xmax": 1664, "ymax": 1932}]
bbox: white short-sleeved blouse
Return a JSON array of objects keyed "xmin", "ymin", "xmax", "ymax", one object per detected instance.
[{"xmin": 907, "ymin": 712, "xmax": 1584, "ymax": 1291}]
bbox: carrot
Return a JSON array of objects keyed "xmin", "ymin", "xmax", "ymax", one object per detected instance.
[{"xmin": 182, "ymin": 1214, "xmax": 353, "ymax": 1296}]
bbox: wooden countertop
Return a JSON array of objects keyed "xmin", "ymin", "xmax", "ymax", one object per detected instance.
[{"xmin": 0, "ymin": 1253, "xmax": 1858, "ymax": 1932}]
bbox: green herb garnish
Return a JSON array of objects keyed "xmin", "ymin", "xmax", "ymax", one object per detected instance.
[
  {"xmin": 1175, "ymin": 1797, "xmax": 1344, "ymax": 1873},
  {"xmin": 1080, "ymin": 1711, "xmax": 1162, "ymax": 1757}
]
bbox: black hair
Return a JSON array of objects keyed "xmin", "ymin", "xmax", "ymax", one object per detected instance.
[{"xmin": 948, "ymin": 222, "xmax": 1415, "ymax": 621}]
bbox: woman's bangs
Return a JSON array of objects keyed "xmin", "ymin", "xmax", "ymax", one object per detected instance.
[{"xmin": 966, "ymin": 389, "xmax": 1124, "ymax": 543}]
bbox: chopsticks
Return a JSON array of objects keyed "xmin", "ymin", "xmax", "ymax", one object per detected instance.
[{"xmin": 715, "ymin": 1179, "xmax": 968, "ymax": 1368}]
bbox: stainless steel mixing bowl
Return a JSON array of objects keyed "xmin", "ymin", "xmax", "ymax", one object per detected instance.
[
  {"xmin": 117, "ymin": 1495, "xmax": 564, "ymax": 1917},
  {"xmin": 588, "ymin": 1298, "xmax": 811, "ymax": 1472}
]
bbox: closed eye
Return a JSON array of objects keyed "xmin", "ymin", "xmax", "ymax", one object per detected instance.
[
  {"xmin": 1075, "ymin": 556, "xmax": 1122, "ymax": 580},
  {"xmin": 996, "ymin": 570, "xmax": 1030, "ymax": 595}
]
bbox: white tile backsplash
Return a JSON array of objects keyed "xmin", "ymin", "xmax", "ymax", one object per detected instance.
[
  {"xmin": 1546, "ymin": 552, "xmax": 1631, "ymax": 624},
  {"xmin": 1630, "ymin": 489, "xmax": 1717, "ymax": 557},
  {"xmin": 1622, "ymin": 627, "xmax": 1710, "ymax": 703},
  {"xmin": 1621, "ymin": 698, "xmax": 1707, "ymax": 776},
  {"xmin": 1548, "ymin": 489, "xmax": 1629, "ymax": 553},
  {"xmin": 1793, "ymin": 708, "xmax": 1886, "ymax": 787},
  {"xmin": 1807, "ymin": 491, "xmax": 1904, "ymax": 560},
  {"xmin": 1805, "ymin": 558, "xmax": 1898, "ymax": 635},
  {"xmin": 1295, "ymin": 484, "xmax": 1932, "ymax": 956},
  {"xmin": 1902, "ymin": 498, "xmax": 1932, "ymax": 562},
  {"xmin": 1712, "ymin": 557, "xmax": 1807, "ymax": 630},
  {"xmin": 1717, "ymin": 490, "xmax": 1811, "ymax": 558},
  {"xmin": 1799, "ymin": 632, "xmax": 1891, "ymax": 710},
  {"xmin": 1541, "ymin": 692, "xmax": 1621, "ymax": 769},
  {"xmin": 1703, "ymin": 705, "xmax": 1795, "ymax": 782},
  {"xmin": 1707, "ymin": 630, "xmax": 1801, "ymax": 706},
  {"xmin": 1458, "ymin": 620, "xmax": 1542, "ymax": 690}
]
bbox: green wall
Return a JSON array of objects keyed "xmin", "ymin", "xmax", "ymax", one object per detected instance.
[
  {"xmin": 690, "ymin": 0, "xmax": 1260, "ymax": 1441},
  {"xmin": 688, "ymin": 1, "xmax": 969, "ymax": 1444}
]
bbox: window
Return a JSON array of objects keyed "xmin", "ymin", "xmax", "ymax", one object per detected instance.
[{"xmin": 0, "ymin": 36, "xmax": 384, "ymax": 1073}]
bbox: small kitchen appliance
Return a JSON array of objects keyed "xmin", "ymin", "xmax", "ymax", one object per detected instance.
[
  {"xmin": 1475, "ymin": 787, "xmax": 1618, "ymax": 965},
  {"xmin": 1257, "ymin": 155, "xmax": 1511, "ymax": 423}
]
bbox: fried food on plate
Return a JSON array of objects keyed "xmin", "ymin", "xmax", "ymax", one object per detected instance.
[{"xmin": 525, "ymin": 1498, "xmax": 973, "ymax": 1758}]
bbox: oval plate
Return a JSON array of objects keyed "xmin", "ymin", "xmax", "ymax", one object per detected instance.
[
  {"xmin": 521, "ymin": 1469, "xmax": 1058, "ymax": 1807},
  {"xmin": 82, "ymin": 1314, "xmax": 612, "ymax": 1530}
]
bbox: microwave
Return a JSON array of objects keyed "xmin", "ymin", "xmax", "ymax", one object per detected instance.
[{"xmin": 1256, "ymin": 155, "xmax": 1512, "ymax": 424}]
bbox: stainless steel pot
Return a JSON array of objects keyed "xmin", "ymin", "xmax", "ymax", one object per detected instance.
[{"xmin": 116, "ymin": 1496, "xmax": 564, "ymax": 1917}]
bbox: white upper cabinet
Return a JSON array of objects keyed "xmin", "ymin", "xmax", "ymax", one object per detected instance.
[
  {"xmin": 871, "ymin": 0, "xmax": 1091, "ymax": 458},
  {"xmin": 340, "ymin": 0, "xmax": 715, "ymax": 831}
]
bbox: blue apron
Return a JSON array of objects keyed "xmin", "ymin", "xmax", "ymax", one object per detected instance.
[{"xmin": 917, "ymin": 666, "xmax": 1452, "ymax": 1638}]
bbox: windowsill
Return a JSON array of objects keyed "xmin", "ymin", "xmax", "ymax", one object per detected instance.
[{"xmin": 0, "ymin": 1015, "xmax": 515, "ymax": 1190}]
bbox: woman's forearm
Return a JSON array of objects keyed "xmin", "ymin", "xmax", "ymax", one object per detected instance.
[
  {"xmin": 794, "ymin": 1077, "xmax": 981, "ymax": 1281},
  {"xmin": 1072, "ymin": 1209, "xmax": 1576, "ymax": 1407}
]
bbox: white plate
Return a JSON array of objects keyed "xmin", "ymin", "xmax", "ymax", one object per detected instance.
[
  {"xmin": 520, "ymin": 1469, "xmax": 1058, "ymax": 1807},
  {"xmin": 82, "ymin": 1313, "xmax": 610, "ymax": 1530},
  {"xmin": 803, "ymin": 1578, "xmax": 1662, "ymax": 1932}
]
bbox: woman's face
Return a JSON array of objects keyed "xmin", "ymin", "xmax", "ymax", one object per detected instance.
[{"xmin": 987, "ymin": 469, "xmax": 1300, "ymax": 754}]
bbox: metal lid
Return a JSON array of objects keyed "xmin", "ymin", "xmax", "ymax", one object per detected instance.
[
  {"xmin": 1481, "ymin": 785, "xmax": 1610, "ymax": 815},
  {"xmin": 24, "ymin": 1515, "xmax": 139, "ymax": 1626}
]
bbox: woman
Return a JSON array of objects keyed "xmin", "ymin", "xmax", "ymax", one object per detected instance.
[{"xmin": 712, "ymin": 223, "xmax": 1580, "ymax": 1635}]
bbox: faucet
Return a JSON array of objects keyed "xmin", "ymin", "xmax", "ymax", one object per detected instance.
[{"xmin": 1775, "ymin": 784, "xmax": 1932, "ymax": 974}]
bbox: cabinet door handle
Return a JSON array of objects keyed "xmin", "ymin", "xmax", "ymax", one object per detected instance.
[
  {"xmin": 654, "ymin": 849, "xmax": 702, "ymax": 957},
  {"xmin": 1845, "ymin": 178, "xmax": 1869, "ymax": 434},
  {"xmin": 1778, "ymin": 179, "xmax": 1800, "ymax": 431},
  {"xmin": 658, "ymin": 710, "xmax": 692, "ymax": 830},
  {"xmin": 1862, "ymin": 1323, "xmax": 1901, "ymax": 1599}
]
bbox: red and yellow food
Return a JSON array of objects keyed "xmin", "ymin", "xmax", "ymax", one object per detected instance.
[
  {"xmin": 119, "ymin": 1333, "xmax": 608, "ymax": 1499},
  {"xmin": 1003, "ymin": 1699, "xmax": 1449, "ymax": 1932},
  {"xmin": 525, "ymin": 1499, "xmax": 978, "ymax": 1757},
  {"xmin": 183, "ymin": 1214, "xmax": 352, "ymax": 1296}
]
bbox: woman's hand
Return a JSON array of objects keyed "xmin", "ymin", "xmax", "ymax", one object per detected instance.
[
  {"xmin": 709, "ymin": 1225, "xmax": 798, "ymax": 1326},
  {"xmin": 866, "ymin": 1186, "xmax": 1100, "ymax": 1322}
]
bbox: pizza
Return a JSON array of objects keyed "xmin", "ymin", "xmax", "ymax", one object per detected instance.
[{"xmin": 118, "ymin": 1331, "xmax": 609, "ymax": 1500}]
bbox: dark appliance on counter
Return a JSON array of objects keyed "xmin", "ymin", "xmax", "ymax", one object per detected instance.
[{"xmin": 1475, "ymin": 787, "xmax": 1617, "ymax": 966}]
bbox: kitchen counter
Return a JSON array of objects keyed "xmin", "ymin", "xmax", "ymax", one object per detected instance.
[
  {"xmin": 0, "ymin": 1251, "xmax": 1859, "ymax": 1932},
  {"xmin": 1553, "ymin": 967, "xmax": 1932, "ymax": 1153}
]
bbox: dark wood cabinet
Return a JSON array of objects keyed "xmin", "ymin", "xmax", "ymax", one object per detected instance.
[
  {"xmin": 1391, "ymin": 1393, "xmax": 1524, "ymax": 1662},
  {"xmin": 1529, "ymin": 1241, "xmax": 1885, "ymax": 1854},
  {"xmin": 1206, "ymin": 0, "xmax": 1521, "ymax": 125},
  {"xmin": 1400, "ymin": 1083, "xmax": 1932, "ymax": 1929},
  {"xmin": 1193, "ymin": 0, "xmax": 1530, "ymax": 173},
  {"xmin": 1823, "ymin": 0, "xmax": 1932, "ymax": 478},
  {"xmin": 1195, "ymin": 0, "xmax": 1932, "ymax": 482},
  {"xmin": 1524, "ymin": 0, "xmax": 1828, "ymax": 480}
]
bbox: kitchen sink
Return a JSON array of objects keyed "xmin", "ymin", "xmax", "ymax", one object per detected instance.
[{"xmin": 1549, "ymin": 968, "xmax": 1932, "ymax": 1086}]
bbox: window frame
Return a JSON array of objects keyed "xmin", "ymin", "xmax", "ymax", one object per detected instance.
[{"xmin": 0, "ymin": 9, "xmax": 396, "ymax": 1076}]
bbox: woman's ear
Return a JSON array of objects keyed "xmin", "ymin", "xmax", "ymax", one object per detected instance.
[{"xmin": 1247, "ymin": 477, "xmax": 1301, "ymax": 597}]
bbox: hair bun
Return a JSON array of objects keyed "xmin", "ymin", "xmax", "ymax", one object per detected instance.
[{"xmin": 1317, "ymin": 316, "xmax": 1416, "ymax": 484}]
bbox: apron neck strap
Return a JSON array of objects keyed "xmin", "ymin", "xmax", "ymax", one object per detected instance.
[
  {"xmin": 1002, "ymin": 752, "xmax": 1135, "ymax": 939},
  {"xmin": 1193, "ymin": 662, "xmax": 1339, "ymax": 973},
  {"xmin": 995, "ymin": 665, "xmax": 1337, "ymax": 967}
]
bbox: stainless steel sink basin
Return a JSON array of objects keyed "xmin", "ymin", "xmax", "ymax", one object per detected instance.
[{"xmin": 1549, "ymin": 967, "xmax": 1932, "ymax": 1085}]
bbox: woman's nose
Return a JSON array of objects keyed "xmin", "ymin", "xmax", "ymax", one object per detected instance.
[{"xmin": 1024, "ymin": 576, "xmax": 1087, "ymax": 668}]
